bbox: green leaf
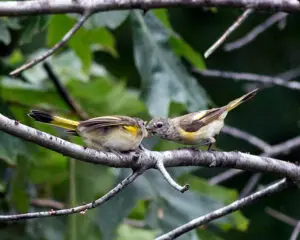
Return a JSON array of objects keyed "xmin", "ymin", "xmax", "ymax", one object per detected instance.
[
  {"xmin": 154, "ymin": 9, "xmax": 206, "ymax": 69},
  {"xmin": 0, "ymin": 23, "xmax": 10, "ymax": 45},
  {"xmin": 116, "ymin": 224, "xmax": 157, "ymax": 240},
  {"xmin": 0, "ymin": 101, "xmax": 26, "ymax": 165},
  {"xmin": 85, "ymin": 10, "xmax": 130, "ymax": 29},
  {"xmin": 132, "ymin": 11, "xmax": 209, "ymax": 117},
  {"xmin": 68, "ymin": 76, "xmax": 146, "ymax": 117},
  {"xmin": 19, "ymin": 16, "xmax": 48, "ymax": 45},
  {"xmin": 47, "ymin": 15, "xmax": 117, "ymax": 72},
  {"xmin": 11, "ymin": 157, "xmax": 30, "ymax": 212},
  {"xmin": 179, "ymin": 175, "xmax": 249, "ymax": 231}
]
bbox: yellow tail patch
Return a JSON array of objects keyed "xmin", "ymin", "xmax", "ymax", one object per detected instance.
[{"xmin": 51, "ymin": 116, "xmax": 79, "ymax": 130}]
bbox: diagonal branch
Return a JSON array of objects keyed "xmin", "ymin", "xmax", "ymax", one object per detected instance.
[
  {"xmin": 0, "ymin": 0, "xmax": 299, "ymax": 16},
  {"xmin": 0, "ymin": 169, "xmax": 143, "ymax": 220},
  {"xmin": 9, "ymin": 10, "xmax": 92, "ymax": 77},
  {"xmin": 193, "ymin": 68, "xmax": 300, "ymax": 90},
  {"xmin": 224, "ymin": 12, "xmax": 288, "ymax": 51},
  {"xmin": 156, "ymin": 178, "xmax": 290, "ymax": 240},
  {"xmin": 204, "ymin": 8, "xmax": 254, "ymax": 58},
  {"xmin": 290, "ymin": 221, "xmax": 300, "ymax": 240},
  {"xmin": 42, "ymin": 62, "xmax": 89, "ymax": 120}
]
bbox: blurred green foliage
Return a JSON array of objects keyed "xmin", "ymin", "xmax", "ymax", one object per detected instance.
[{"xmin": 0, "ymin": 7, "xmax": 299, "ymax": 240}]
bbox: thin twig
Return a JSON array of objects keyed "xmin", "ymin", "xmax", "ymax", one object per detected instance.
[
  {"xmin": 290, "ymin": 221, "xmax": 300, "ymax": 240},
  {"xmin": 222, "ymin": 125, "xmax": 271, "ymax": 152},
  {"xmin": 9, "ymin": 10, "xmax": 92, "ymax": 77},
  {"xmin": 156, "ymin": 159, "xmax": 189, "ymax": 193},
  {"xmin": 266, "ymin": 207, "xmax": 298, "ymax": 226},
  {"xmin": 204, "ymin": 8, "xmax": 253, "ymax": 58},
  {"xmin": 0, "ymin": 169, "xmax": 143, "ymax": 220},
  {"xmin": 42, "ymin": 62, "xmax": 89, "ymax": 120},
  {"xmin": 208, "ymin": 136, "xmax": 300, "ymax": 185},
  {"xmin": 224, "ymin": 12, "xmax": 288, "ymax": 51},
  {"xmin": 193, "ymin": 69, "xmax": 300, "ymax": 90},
  {"xmin": 156, "ymin": 179, "xmax": 289, "ymax": 240}
]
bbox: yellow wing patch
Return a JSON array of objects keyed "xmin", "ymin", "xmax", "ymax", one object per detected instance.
[{"xmin": 123, "ymin": 125, "xmax": 138, "ymax": 137}]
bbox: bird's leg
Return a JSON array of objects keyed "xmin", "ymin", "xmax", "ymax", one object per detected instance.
[{"xmin": 206, "ymin": 137, "xmax": 216, "ymax": 151}]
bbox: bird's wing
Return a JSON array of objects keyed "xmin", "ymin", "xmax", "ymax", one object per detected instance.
[
  {"xmin": 79, "ymin": 116, "xmax": 138, "ymax": 132},
  {"xmin": 178, "ymin": 107, "xmax": 226, "ymax": 132}
]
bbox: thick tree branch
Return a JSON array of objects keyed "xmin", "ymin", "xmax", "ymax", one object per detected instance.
[
  {"xmin": 224, "ymin": 12, "xmax": 288, "ymax": 51},
  {"xmin": 156, "ymin": 178, "xmax": 290, "ymax": 240},
  {"xmin": 9, "ymin": 10, "xmax": 92, "ymax": 77},
  {"xmin": 208, "ymin": 136, "xmax": 300, "ymax": 184},
  {"xmin": 193, "ymin": 68, "xmax": 300, "ymax": 90},
  {"xmin": 204, "ymin": 8, "xmax": 254, "ymax": 58},
  {"xmin": 0, "ymin": 169, "xmax": 143, "ymax": 220},
  {"xmin": 0, "ymin": 0, "xmax": 299, "ymax": 16},
  {"xmin": 0, "ymin": 113, "xmax": 300, "ymax": 182},
  {"xmin": 42, "ymin": 62, "xmax": 89, "ymax": 120}
]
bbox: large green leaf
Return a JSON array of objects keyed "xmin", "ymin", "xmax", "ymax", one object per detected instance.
[
  {"xmin": 47, "ymin": 15, "xmax": 116, "ymax": 72},
  {"xmin": 132, "ymin": 11, "xmax": 209, "ymax": 117},
  {"xmin": 154, "ymin": 9, "xmax": 206, "ymax": 70},
  {"xmin": 0, "ymin": 22, "xmax": 10, "ymax": 45},
  {"xmin": 85, "ymin": 11, "xmax": 130, "ymax": 29},
  {"xmin": 94, "ymin": 169, "xmax": 245, "ymax": 240},
  {"xmin": 0, "ymin": 101, "xmax": 27, "ymax": 165}
]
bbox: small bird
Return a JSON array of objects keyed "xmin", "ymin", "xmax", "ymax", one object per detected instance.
[
  {"xmin": 146, "ymin": 89, "xmax": 259, "ymax": 150},
  {"xmin": 28, "ymin": 110, "xmax": 148, "ymax": 152}
]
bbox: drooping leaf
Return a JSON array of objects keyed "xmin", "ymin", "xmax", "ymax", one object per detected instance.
[{"xmin": 132, "ymin": 11, "xmax": 209, "ymax": 117}]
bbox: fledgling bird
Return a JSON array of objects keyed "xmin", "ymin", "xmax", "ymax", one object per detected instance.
[
  {"xmin": 146, "ymin": 89, "xmax": 259, "ymax": 150},
  {"xmin": 28, "ymin": 110, "xmax": 148, "ymax": 152}
]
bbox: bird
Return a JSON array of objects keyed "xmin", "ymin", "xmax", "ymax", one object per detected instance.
[
  {"xmin": 146, "ymin": 88, "xmax": 259, "ymax": 150},
  {"xmin": 28, "ymin": 110, "xmax": 148, "ymax": 152}
]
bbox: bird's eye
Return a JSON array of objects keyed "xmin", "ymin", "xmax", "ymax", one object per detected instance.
[{"xmin": 155, "ymin": 122, "xmax": 163, "ymax": 128}]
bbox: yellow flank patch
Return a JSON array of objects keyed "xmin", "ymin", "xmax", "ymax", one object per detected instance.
[
  {"xmin": 123, "ymin": 125, "xmax": 138, "ymax": 137},
  {"xmin": 178, "ymin": 128, "xmax": 196, "ymax": 142}
]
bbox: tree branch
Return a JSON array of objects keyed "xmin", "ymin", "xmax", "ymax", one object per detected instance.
[
  {"xmin": 0, "ymin": 169, "xmax": 143, "ymax": 220},
  {"xmin": 0, "ymin": 113, "xmax": 300, "ymax": 183},
  {"xmin": 290, "ymin": 221, "xmax": 300, "ymax": 240},
  {"xmin": 222, "ymin": 125, "xmax": 271, "ymax": 151},
  {"xmin": 42, "ymin": 62, "xmax": 89, "ymax": 120},
  {"xmin": 156, "ymin": 158, "xmax": 189, "ymax": 192},
  {"xmin": 193, "ymin": 69, "xmax": 300, "ymax": 90},
  {"xmin": 224, "ymin": 12, "xmax": 288, "ymax": 51},
  {"xmin": 266, "ymin": 207, "xmax": 298, "ymax": 226},
  {"xmin": 9, "ymin": 10, "xmax": 92, "ymax": 77},
  {"xmin": 156, "ymin": 178, "xmax": 290, "ymax": 240},
  {"xmin": 208, "ymin": 136, "xmax": 300, "ymax": 185},
  {"xmin": 204, "ymin": 8, "xmax": 254, "ymax": 58},
  {"xmin": 0, "ymin": 0, "xmax": 299, "ymax": 17}
]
